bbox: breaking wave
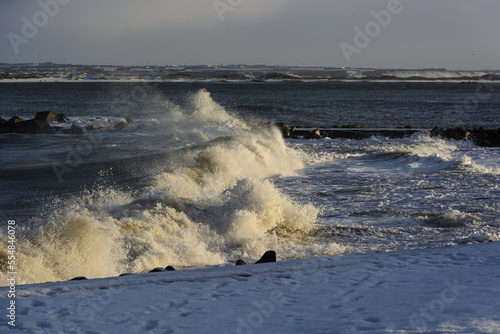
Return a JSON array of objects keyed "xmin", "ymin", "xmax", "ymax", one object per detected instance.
[{"xmin": 0, "ymin": 89, "xmax": 345, "ymax": 286}]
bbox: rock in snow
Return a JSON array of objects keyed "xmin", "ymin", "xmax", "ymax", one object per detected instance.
[{"xmin": 255, "ymin": 250, "xmax": 277, "ymax": 264}]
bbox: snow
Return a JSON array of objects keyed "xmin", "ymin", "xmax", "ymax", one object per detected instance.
[
  {"xmin": 2, "ymin": 242, "xmax": 499, "ymax": 333},
  {"xmin": 384, "ymin": 70, "xmax": 491, "ymax": 79},
  {"xmin": 2, "ymin": 68, "xmax": 500, "ymax": 83}
]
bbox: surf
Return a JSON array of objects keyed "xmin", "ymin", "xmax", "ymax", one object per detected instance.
[{"xmin": 0, "ymin": 89, "xmax": 340, "ymax": 285}]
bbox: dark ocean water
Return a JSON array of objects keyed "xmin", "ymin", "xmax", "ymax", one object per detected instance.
[
  {"xmin": 2, "ymin": 81, "xmax": 500, "ymax": 128},
  {"xmin": 1, "ymin": 81, "xmax": 499, "ymax": 285}
]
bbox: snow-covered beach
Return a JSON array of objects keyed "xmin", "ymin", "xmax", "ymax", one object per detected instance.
[{"xmin": 2, "ymin": 242, "xmax": 499, "ymax": 333}]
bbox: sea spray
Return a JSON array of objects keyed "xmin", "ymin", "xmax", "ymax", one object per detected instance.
[{"xmin": 0, "ymin": 89, "xmax": 329, "ymax": 285}]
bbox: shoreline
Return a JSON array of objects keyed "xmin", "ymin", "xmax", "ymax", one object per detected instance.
[
  {"xmin": 2, "ymin": 77, "xmax": 500, "ymax": 84},
  {"xmin": 1, "ymin": 242, "xmax": 499, "ymax": 333}
]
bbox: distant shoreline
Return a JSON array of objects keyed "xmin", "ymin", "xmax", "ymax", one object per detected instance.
[
  {"xmin": 2, "ymin": 67, "xmax": 500, "ymax": 83},
  {"xmin": 1, "ymin": 76, "xmax": 500, "ymax": 84}
]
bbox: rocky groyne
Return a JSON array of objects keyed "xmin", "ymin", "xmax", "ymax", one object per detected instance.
[{"xmin": 278, "ymin": 124, "xmax": 500, "ymax": 147}]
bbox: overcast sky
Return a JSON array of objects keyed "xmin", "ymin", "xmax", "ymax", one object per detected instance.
[{"xmin": 1, "ymin": 0, "xmax": 499, "ymax": 69}]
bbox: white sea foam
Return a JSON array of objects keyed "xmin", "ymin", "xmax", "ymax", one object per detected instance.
[
  {"xmin": 424, "ymin": 209, "xmax": 479, "ymax": 228},
  {"xmin": 0, "ymin": 89, "xmax": 334, "ymax": 285}
]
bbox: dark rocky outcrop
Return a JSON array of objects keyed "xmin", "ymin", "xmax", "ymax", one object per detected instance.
[
  {"xmin": 34, "ymin": 111, "xmax": 55, "ymax": 121},
  {"xmin": 277, "ymin": 123, "xmax": 298, "ymax": 139},
  {"xmin": 12, "ymin": 119, "xmax": 54, "ymax": 134},
  {"xmin": 277, "ymin": 123, "xmax": 500, "ymax": 147},
  {"xmin": 255, "ymin": 250, "xmax": 277, "ymax": 264},
  {"xmin": 429, "ymin": 127, "xmax": 500, "ymax": 147},
  {"xmin": 305, "ymin": 128, "xmax": 322, "ymax": 139},
  {"xmin": 235, "ymin": 259, "xmax": 246, "ymax": 266},
  {"xmin": 430, "ymin": 127, "xmax": 444, "ymax": 138},
  {"xmin": 70, "ymin": 276, "xmax": 87, "ymax": 281},
  {"xmin": 281, "ymin": 124, "xmax": 291, "ymax": 138},
  {"xmin": 114, "ymin": 122, "xmax": 128, "ymax": 130},
  {"xmin": 149, "ymin": 267, "xmax": 167, "ymax": 273},
  {"xmin": 443, "ymin": 127, "xmax": 470, "ymax": 141},
  {"xmin": 54, "ymin": 113, "xmax": 69, "ymax": 123},
  {"xmin": 343, "ymin": 124, "xmax": 361, "ymax": 129},
  {"xmin": 63, "ymin": 124, "xmax": 85, "ymax": 134},
  {"xmin": 165, "ymin": 265, "xmax": 176, "ymax": 271},
  {"xmin": 86, "ymin": 125, "xmax": 102, "ymax": 131},
  {"xmin": 8, "ymin": 116, "xmax": 23, "ymax": 124},
  {"xmin": 470, "ymin": 129, "xmax": 500, "ymax": 147}
]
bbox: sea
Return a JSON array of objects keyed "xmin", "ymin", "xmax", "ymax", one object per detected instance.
[{"xmin": 1, "ymin": 81, "xmax": 499, "ymax": 285}]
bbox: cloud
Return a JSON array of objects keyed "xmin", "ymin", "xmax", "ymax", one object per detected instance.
[
  {"xmin": 80, "ymin": 0, "xmax": 290, "ymax": 32},
  {"xmin": 1, "ymin": 0, "xmax": 499, "ymax": 69}
]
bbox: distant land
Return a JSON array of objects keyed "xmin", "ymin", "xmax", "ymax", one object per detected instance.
[{"xmin": 1, "ymin": 62, "xmax": 500, "ymax": 82}]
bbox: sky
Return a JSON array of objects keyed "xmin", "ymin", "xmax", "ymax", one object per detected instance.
[{"xmin": 1, "ymin": 0, "xmax": 499, "ymax": 70}]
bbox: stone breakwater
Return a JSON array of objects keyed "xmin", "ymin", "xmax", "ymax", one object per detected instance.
[
  {"xmin": 0, "ymin": 111, "xmax": 133, "ymax": 134},
  {"xmin": 1, "ymin": 112, "xmax": 499, "ymax": 147},
  {"xmin": 278, "ymin": 124, "xmax": 500, "ymax": 147}
]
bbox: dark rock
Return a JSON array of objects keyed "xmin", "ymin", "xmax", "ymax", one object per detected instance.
[
  {"xmin": 114, "ymin": 122, "xmax": 128, "ymax": 130},
  {"xmin": 255, "ymin": 250, "xmax": 276, "ymax": 264},
  {"xmin": 353, "ymin": 133, "xmax": 372, "ymax": 140},
  {"xmin": 471, "ymin": 129, "xmax": 500, "ymax": 147},
  {"xmin": 54, "ymin": 113, "xmax": 69, "ymax": 123},
  {"xmin": 235, "ymin": 259, "xmax": 246, "ymax": 266},
  {"xmin": 1, "ymin": 116, "xmax": 24, "ymax": 132},
  {"xmin": 443, "ymin": 127, "xmax": 470, "ymax": 141},
  {"xmin": 86, "ymin": 125, "xmax": 102, "ymax": 131},
  {"xmin": 8, "ymin": 116, "xmax": 23, "ymax": 124},
  {"xmin": 0, "ymin": 116, "xmax": 5, "ymax": 124},
  {"xmin": 125, "ymin": 118, "xmax": 134, "ymax": 124},
  {"xmin": 0, "ymin": 123, "xmax": 10, "ymax": 134},
  {"xmin": 430, "ymin": 127, "xmax": 444, "ymax": 138},
  {"xmin": 34, "ymin": 111, "xmax": 55, "ymax": 121},
  {"xmin": 63, "ymin": 124, "xmax": 85, "ymax": 134},
  {"xmin": 119, "ymin": 273, "xmax": 134, "ymax": 277},
  {"xmin": 70, "ymin": 276, "xmax": 87, "ymax": 281},
  {"xmin": 405, "ymin": 125, "xmax": 413, "ymax": 129},
  {"xmin": 281, "ymin": 124, "xmax": 291, "ymax": 138},
  {"xmin": 305, "ymin": 128, "xmax": 321, "ymax": 139},
  {"xmin": 12, "ymin": 119, "xmax": 53, "ymax": 134},
  {"xmin": 165, "ymin": 265, "xmax": 176, "ymax": 271},
  {"xmin": 342, "ymin": 124, "xmax": 361, "ymax": 129},
  {"xmin": 149, "ymin": 267, "xmax": 167, "ymax": 273}
]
